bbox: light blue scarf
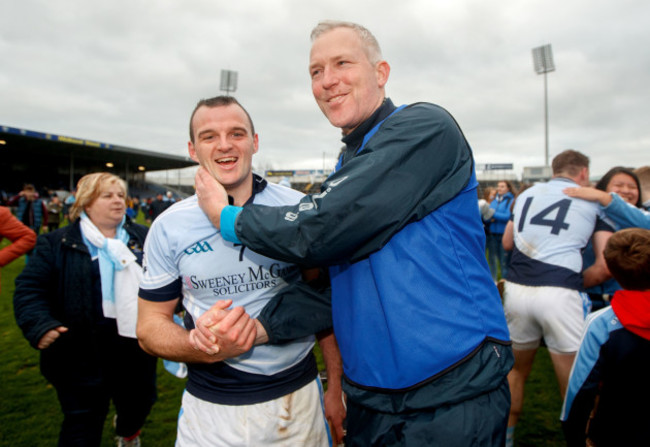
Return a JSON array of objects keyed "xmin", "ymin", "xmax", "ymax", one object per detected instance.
[
  {"xmin": 80, "ymin": 212, "xmax": 130, "ymax": 305},
  {"xmin": 79, "ymin": 212, "xmax": 141, "ymax": 338}
]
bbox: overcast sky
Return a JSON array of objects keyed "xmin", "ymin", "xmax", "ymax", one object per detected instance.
[{"xmin": 2, "ymin": 0, "xmax": 649, "ymax": 179}]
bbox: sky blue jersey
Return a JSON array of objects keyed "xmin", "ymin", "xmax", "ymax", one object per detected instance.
[
  {"xmin": 139, "ymin": 179, "xmax": 316, "ymax": 404},
  {"xmin": 507, "ymin": 177, "xmax": 611, "ymax": 290}
]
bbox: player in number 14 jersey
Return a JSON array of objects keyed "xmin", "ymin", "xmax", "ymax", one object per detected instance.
[
  {"xmin": 507, "ymin": 176, "xmax": 613, "ymax": 291},
  {"xmin": 502, "ymin": 150, "xmax": 613, "ymax": 447}
]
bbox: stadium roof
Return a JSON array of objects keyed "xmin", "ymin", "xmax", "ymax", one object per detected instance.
[{"xmin": 0, "ymin": 124, "xmax": 196, "ymax": 193}]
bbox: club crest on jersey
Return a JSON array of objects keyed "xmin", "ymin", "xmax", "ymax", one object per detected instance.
[{"xmin": 184, "ymin": 240, "xmax": 213, "ymax": 255}]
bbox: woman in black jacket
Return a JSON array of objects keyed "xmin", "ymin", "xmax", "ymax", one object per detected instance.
[{"xmin": 14, "ymin": 172, "xmax": 156, "ymax": 447}]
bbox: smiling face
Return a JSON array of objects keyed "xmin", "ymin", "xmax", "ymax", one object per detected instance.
[
  {"xmin": 607, "ymin": 172, "xmax": 639, "ymax": 205},
  {"xmin": 188, "ymin": 103, "xmax": 258, "ymax": 203},
  {"xmin": 84, "ymin": 181, "xmax": 126, "ymax": 233},
  {"xmin": 497, "ymin": 181, "xmax": 509, "ymax": 196},
  {"xmin": 309, "ymin": 27, "xmax": 390, "ymax": 135}
]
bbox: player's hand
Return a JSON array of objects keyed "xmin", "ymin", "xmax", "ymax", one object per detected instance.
[
  {"xmin": 191, "ymin": 300, "xmax": 257, "ymax": 359},
  {"xmin": 190, "ymin": 300, "xmax": 233, "ymax": 355},
  {"xmin": 324, "ymin": 387, "xmax": 347, "ymax": 444},
  {"xmin": 207, "ymin": 306, "xmax": 257, "ymax": 359},
  {"xmin": 195, "ymin": 167, "xmax": 228, "ymax": 230},
  {"xmin": 563, "ymin": 186, "xmax": 612, "ymax": 206},
  {"xmin": 37, "ymin": 326, "xmax": 68, "ymax": 349}
]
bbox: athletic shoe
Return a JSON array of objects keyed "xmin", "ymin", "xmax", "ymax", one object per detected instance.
[{"xmin": 116, "ymin": 435, "xmax": 141, "ymax": 447}]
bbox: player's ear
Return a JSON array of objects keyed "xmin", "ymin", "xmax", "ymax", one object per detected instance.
[
  {"xmin": 252, "ymin": 133, "xmax": 259, "ymax": 155},
  {"xmin": 188, "ymin": 141, "xmax": 199, "ymax": 163},
  {"xmin": 580, "ymin": 166, "xmax": 590, "ymax": 186},
  {"xmin": 375, "ymin": 60, "xmax": 390, "ymax": 88}
]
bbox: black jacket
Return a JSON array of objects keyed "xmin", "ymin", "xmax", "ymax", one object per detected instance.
[{"xmin": 14, "ymin": 218, "xmax": 147, "ymax": 349}]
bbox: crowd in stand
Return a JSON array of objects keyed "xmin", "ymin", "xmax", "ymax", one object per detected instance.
[{"xmin": 1, "ymin": 185, "xmax": 183, "ymax": 233}]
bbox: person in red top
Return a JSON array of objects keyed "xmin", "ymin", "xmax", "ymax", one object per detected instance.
[
  {"xmin": 0, "ymin": 206, "xmax": 36, "ymax": 292},
  {"xmin": 561, "ymin": 227, "xmax": 650, "ymax": 446}
]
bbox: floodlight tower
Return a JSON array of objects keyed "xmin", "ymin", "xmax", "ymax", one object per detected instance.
[
  {"xmin": 220, "ymin": 69, "xmax": 238, "ymax": 96},
  {"xmin": 532, "ymin": 44, "xmax": 555, "ymax": 166}
]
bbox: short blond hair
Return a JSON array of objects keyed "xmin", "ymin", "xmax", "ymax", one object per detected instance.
[
  {"xmin": 311, "ymin": 20, "xmax": 383, "ymax": 65},
  {"xmin": 69, "ymin": 172, "xmax": 127, "ymax": 222}
]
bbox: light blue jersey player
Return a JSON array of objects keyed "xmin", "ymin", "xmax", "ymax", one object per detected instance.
[
  {"xmin": 140, "ymin": 184, "xmax": 315, "ymax": 387},
  {"xmin": 503, "ymin": 150, "xmax": 612, "ymax": 447},
  {"xmin": 507, "ymin": 177, "xmax": 612, "ymax": 291},
  {"xmin": 136, "ymin": 97, "xmax": 339, "ymax": 446}
]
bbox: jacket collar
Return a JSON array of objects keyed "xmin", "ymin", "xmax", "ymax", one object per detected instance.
[
  {"xmin": 61, "ymin": 216, "xmax": 136, "ymax": 253},
  {"xmin": 227, "ymin": 173, "xmax": 268, "ymax": 206},
  {"xmin": 341, "ymin": 98, "xmax": 396, "ymax": 154}
]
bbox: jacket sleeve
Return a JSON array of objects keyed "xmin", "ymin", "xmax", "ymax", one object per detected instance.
[
  {"xmin": 562, "ymin": 362, "xmax": 602, "ymax": 447},
  {"xmin": 0, "ymin": 207, "xmax": 37, "ymax": 267},
  {"xmin": 6, "ymin": 195, "xmax": 21, "ymax": 207},
  {"xmin": 602, "ymin": 193, "xmax": 650, "ymax": 230},
  {"xmin": 13, "ymin": 235, "xmax": 64, "ymax": 348},
  {"xmin": 491, "ymin": 197, "xmax": 512, "ymax": 224},
  {"xmin": 561, "ymin": 322, "xmax": 604, "ymax": 447},
  {"xmin": 257, "ymin": 269, "xmax": 332, "ymax": 344},
  {"xmin": 232, "ymin": 103, "xmax": 475, "ymax": 266}
]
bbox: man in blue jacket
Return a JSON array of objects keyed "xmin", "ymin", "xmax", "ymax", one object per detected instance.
[{"xmin": 195, "ymin": 20, "xmax": 512, "ymax": 446}]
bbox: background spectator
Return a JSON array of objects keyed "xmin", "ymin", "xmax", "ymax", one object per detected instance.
[
  {"xmin": 13, "ymin": 172, "xmax": 157, "ymax": 446},
  {"xmin": 572, "ymin": 167, "xmax": 643, "ymax": 309},
  {"xmin": 487, "ymin": 180, "xmax": 515, "ymax": 281},
  {"xmin": 0, "ymin": 206, "xmax": 36, "ymax": 293},
  {"xmin": 147, "ymin": 192, "xmax": 170, "ymax": 223},
  {"xmin": 46, "ymin": 195, "xmax": 63, "ymax": 232},
  {"xmin": 63, "ymin": 189, "xmax": 76, "ymax": 222},
  {"xmin": 561, "ymin": 228, "xmax": 650, "ymax": 446},
  {"xmin": 7, "ymin": 184, "xmax": 48, "ymax": 237},
  {"xmin": 479, "ymin": 186, "xmax": 496, "ymax": 236}
]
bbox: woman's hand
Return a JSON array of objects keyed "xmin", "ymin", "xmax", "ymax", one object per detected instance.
[
  {"xmin": 37, "ymin": 326, "xmax": 68, "ymax": 349},
  {"xmin": 563, "ymin": 186, "xmax": 612, "ymax": 206}
]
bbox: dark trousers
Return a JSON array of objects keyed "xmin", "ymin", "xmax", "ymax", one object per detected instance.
[
  {"xmin": 49, "ymin": 332, "xmax": 157, "ymax": 446},
  {"xmin": 346, "ymin": 378, "xmax": 511, "ymax": 447},
  {"xmin": 486, "ymin": 233, "xmax": 508, "ymax": 280}
]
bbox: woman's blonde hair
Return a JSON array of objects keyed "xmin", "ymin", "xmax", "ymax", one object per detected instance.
[{"xmin": 68, "ymin": 172, "xmax": 127, "ymax": 222}]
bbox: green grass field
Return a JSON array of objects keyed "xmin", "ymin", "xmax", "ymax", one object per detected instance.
[{"xmin": 0, "ymin": 221, "xmax": 566, "ymax": 446}]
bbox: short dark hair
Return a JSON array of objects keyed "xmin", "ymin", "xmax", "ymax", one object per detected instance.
[
  {"xmin": 551, "ymin": 150, "xmax": 590, "ymax": 177},
  {"xmin": 604, "ymin": 228, "xmax": 650, "ymax": 290},
  {"xmin": 595, "ymin": 166, "xmax": 642, "ymax": 208},
  {"xmin": 189, "ymin": 96, "xmax": 255, "ymax": 144}
]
